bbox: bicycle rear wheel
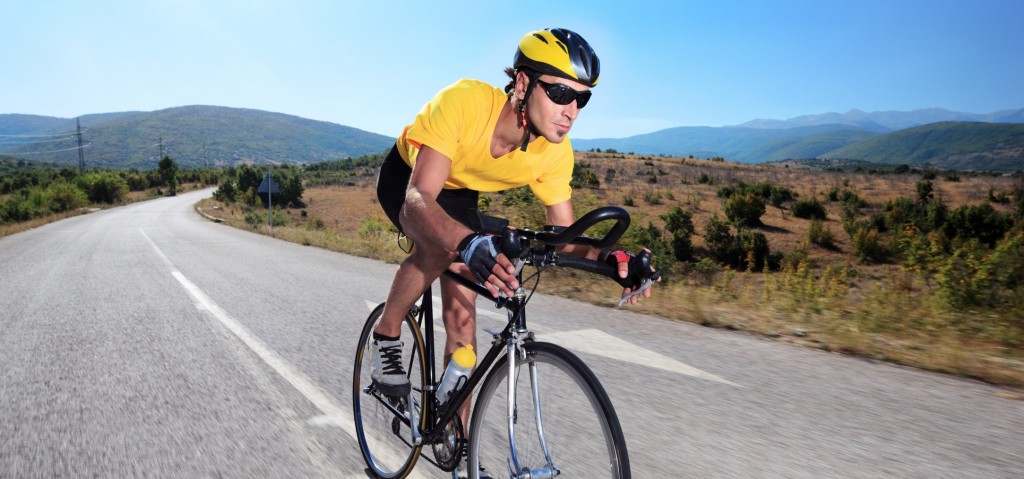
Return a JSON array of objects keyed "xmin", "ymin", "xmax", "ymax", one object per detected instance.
[
  {"xmin": 353, "ymin": 303, "xmax": 428, "ymax": 478},
  {"xmin": 467, "ymin": 341, "xmax": 630, "ymax": 479}
]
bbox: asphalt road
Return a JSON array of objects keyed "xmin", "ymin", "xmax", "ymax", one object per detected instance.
[{"xmin": 1, "ymin": 189, "xmax": 1021, "ymax": 478}]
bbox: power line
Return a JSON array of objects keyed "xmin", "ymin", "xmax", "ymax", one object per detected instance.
[
  {"xmin": 0, "ymin": 129, "xmax": 86, "ymax": 138},
  {"xmin": 6, "ymin": 143, "xmax": 93, "ymax": 155},
  {"xmin": 0, "ymin": 135, "xmax": 77, "ymax": 145},
  {"xmin": 76, "ymin": 118, "xmax": 85, "ymax": 173}
]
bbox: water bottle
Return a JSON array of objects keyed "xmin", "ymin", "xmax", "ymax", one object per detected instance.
[{"xmin": 436, "ymin": 345, "xmax": 475, "ymax": 405}]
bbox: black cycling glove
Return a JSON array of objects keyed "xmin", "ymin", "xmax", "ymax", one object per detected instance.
[
  {"xmin": 458, "ymin": 233, "xmax": 502, "ymax": 284},
  {"xmin": 600, "ymin": 247, "xmax": 659, "ymax": 289}
]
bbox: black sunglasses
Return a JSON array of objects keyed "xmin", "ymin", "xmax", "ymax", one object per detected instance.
[{"xmin": 535, "ymin": 79, "xmax": 592, "ymax": 109}]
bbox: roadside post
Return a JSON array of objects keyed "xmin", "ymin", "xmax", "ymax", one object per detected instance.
[{"xmin": 257, "ymin": 165, "xmax": 280, "ymax": 235}]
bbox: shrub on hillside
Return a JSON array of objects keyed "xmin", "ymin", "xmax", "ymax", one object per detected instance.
[
  {"xmin": 735, "ymin": 228, "xmax": 771, "ymax": 271},
  {"xmin": 78, "ymin": 173, "xmax": 128, "ymax": 204},
  {"xmin": 848, "ymin": 223, "xmax": 889, "ymax": 264},
  {"xmin": 943, "ymin": 203, "xmax": 1012, "ymax": 247},
  {"xmin": 807, "ymin": 220, "xmax": 835, "ymax": 249},
  {"xmin": 703, "ymin": 213, "xmax": 734, "ymax": 263},
  {"xmin": 662, "ymin": 206, "xmax": 695, "ymax": 261},
  {"xmin": 47, "ymin": 182, "xmax": 89, "ymax": 212},
  {"xmin": 1, "ymin": 189, "xmax": 46, "ymax": 222},
  {"xmin": 571, "ymin": 166, "xmax": 600, "ymax": 189},
  {"xmin": 792, "ymin": 197, "xmax": 827, "ymax": 220},
  {"xmin": 213, "ymin": 179, "xmax": 238, "ymax": 203},
  {"xmin": 724, "ymin": 192, "xmax": 765, "ymax": 227}
]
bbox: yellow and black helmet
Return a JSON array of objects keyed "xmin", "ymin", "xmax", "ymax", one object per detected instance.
[{"xmin": 513, "ymin": 28, "xmax": 600, "ymax": 87}]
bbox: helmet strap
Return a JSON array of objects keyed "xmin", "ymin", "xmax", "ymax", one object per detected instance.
[{"xmin": 518, "ymin": 72, "xmax": 540, "ymax": 152}]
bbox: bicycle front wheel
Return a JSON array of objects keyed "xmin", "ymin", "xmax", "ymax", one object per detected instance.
[
  {"xmin": 467, "ymin": 341, "xmax": 630, "ymax": 479},
  {"xmin": 353, "ymin": 303, "xmax": 427, "ymax": 479}
]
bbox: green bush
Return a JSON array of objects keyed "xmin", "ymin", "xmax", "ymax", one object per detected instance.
[
  {"xmin": 703, "ymin": 213, "xmax": 734, "ymax": 262},
  {"xmin": 2, "ymin": 189, "xmax": 47, "ymax": 222},
  {"xmin": 643, "ymin": 191, "xmax": 662, "ymax": 205},
  {"xmin": 718, "ymin": 180, "xmax": 792, "ymax": 207},
  {"xmin": 47, "ymin": 182, "xmax": 88, "ymax": 212},
  {"xmin": 243, "ymin": 209, "xmax": 286, "ymax": 228},
  {"xmin": 662, "ymin": 206, "xmax": 695, "ymax": 236},
  {"xmin": 943, "ymin": 203, "xmax": 1012, "ymax": 247},
  {"xmin": 792, "ymin": 197, "xmax": 827, "ymax": 220},
  {"xmin": 850, "ymin": 226, "xmax": 888, "ymax": 264},
  {"xmin": 78, "ymin": 173, "xmax": 128, "ymax": 204},
  {"xmin": 244, "ymin": 210, "xmax": 263, "ymax": 228},
  {"xmin": 213, "ymin": 179, "xmax": 238, "ymax": 203},
  {"xmin": 358, "ymin": 216, "xmax": 395, "ymax": 238},
  {"xmin": 571, "ymin": 166, "xmax": 600, "ymax": 189},
  {"xmin": 663, "ymin": 206, "xmax": 695, "ymax": 261},
  {"xmin": 807, "ymin": 220, "xmax": 835, "ymax": 249},
  {"xmin": 724, "ymin": 192, "xmax": 765, "ymax": 227},
  {"xmin": 671, "ymin": 231, "xmax": 693, "ymax": 261},
  {"xmin": 734, "ymin": 229, "xmax": 770, "ymax": 271}
]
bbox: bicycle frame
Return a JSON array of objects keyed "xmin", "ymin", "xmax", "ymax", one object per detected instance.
[{"xmin": 405, "ymin": 268, "xmax": 530, "ymax": 448}]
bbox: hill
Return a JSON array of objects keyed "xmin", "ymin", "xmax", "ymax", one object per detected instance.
[
  {"xmin": 4, "ymin": 106, "xmax": 1022, "ymax": 172},
  {"xmin": 574, "ymin": 114, "xmax": 1024, "ymax": 172},
  {"xmin": 738, "ymin": 107, "xmax": 1024, "ymax": 130},
  {"xmin": 824, "ymin": 122, "xmax": 1024, "ymax": 171},
  {"xmin": 573, "ymin": 124, "xmax": 880, "ymax": 163},
  {"xmin": 0, "ymin": 106, "xmax": 395, "ymax": 168}
]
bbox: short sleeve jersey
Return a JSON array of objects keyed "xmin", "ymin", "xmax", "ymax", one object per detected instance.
[{"xmin": 396, "ymin": 79, "xmax": 574, "ymax": 206}]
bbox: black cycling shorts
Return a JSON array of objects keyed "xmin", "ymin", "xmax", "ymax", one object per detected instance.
[{"xmin": 376, "ymin": 144, "xmax": 480, "ymax": 232}]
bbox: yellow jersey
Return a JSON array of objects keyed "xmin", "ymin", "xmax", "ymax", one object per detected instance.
[{"xmin": 396, "ymin": 79, "xmax": 574, "ymax": 206}]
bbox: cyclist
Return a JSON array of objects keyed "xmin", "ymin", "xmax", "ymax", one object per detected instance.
[{"xmin": 372, "ymin": 28, "xmax": 656, "ymax": 400}]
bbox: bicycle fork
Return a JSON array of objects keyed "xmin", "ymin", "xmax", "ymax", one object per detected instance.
[{"xmin": 504, "ymin": 334, "xmax": 559, "ymax": 479}]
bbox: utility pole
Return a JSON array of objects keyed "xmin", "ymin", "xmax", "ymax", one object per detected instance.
[
  {"xmin": 266, "ymin": 163, "xmax": 273, "ymax": 234},
  {"xmin": 158, "ymin": 135, "xmax": 164, "ymax": 161},
  {"xmin": 76, "ymin": 118, "xmax": 85, "ymax": 173}
]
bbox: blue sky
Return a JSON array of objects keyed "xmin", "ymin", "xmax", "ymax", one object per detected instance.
[{"xmin": 2, "ymin": 0, "xmax": 1021, "ymax": 139}]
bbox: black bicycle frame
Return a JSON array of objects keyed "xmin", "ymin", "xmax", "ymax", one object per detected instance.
[{"xmin": 411, "ymin": 268, "xmax": 526, "ymax": 444}]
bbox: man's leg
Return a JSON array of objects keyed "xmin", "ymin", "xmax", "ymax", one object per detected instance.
[
  {"xmin": 371, "ymin": 246, "xmax": 451, "ymax": 395},
  {"xmin": 439, "ymin": 273, "xmax": 479, "ymax": 432}
]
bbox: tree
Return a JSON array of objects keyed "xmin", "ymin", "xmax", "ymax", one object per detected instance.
[
  {"xmin": 916, "ymin": 180, "xmax": 934, "ymax": 203},
  {"xmin": 724, "ymin": 192, "xmax": 765, "ymax": 227},
  {"xmin": 158, "ymin": 155, "xmax": 179, "ymax": 196},
  {"xmin": 273, "ymin": 166, "xmax": 306, "ymax": 207},
  {"xmin": 662, "ymin": 206, "xmax": 695, "ymax": 261},
  {"xmin": 703, "ymin": 213, "xmax": 734, "ymax": 262}
]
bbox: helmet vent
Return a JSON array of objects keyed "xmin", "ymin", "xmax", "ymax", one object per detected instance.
[{"xmin": 532, "ymin": 33, "xmax": 548, "ymax": 44}]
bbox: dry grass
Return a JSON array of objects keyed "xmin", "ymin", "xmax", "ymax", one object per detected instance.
[{"xmin": 198, "ymin": 155, "xmax": 1024, "ymax": 390}]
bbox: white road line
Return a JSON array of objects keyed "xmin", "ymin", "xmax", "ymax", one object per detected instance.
[
  {"xmin": 141, "ymin": 230, "xmax": 356, "ymax": 438},
  {"xmin": 145, "ymin": 231, "xmax": 424, "ymax": 478},
  {"xmin": 171, "ymin": 271, "xmax": 359, "ymax": 428}
]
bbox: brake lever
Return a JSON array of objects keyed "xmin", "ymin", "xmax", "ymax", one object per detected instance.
[{"xmin": 617, "ymin": 277, "xmax": 657, "ymax": 307}]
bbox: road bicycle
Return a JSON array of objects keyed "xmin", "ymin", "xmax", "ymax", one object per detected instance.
[{"xmin": 353, "ymin": 206, "xmax": 658, "ymax": 479}]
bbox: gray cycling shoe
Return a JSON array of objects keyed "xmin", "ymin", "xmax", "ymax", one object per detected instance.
[{"xmin": 371, "ymin": 337, "xmax": 410, "ymax": 396}]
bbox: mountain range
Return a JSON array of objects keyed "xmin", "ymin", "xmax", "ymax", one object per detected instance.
[
  {"xmin": 1, "ymin": 106, "xmax": 1022, "ymax": 172},
  {"xmin": 572, "ymin": 108, "xmax": 1024, "ymax": 171},
  {"xmin": 0, "ymin": 106, "xmax": 394, "ymax": 168}
]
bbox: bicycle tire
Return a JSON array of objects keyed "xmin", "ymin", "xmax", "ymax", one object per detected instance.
[
  {"xmin": 353, "ymin": 303, "xmax": 428, "ymax": 478},
  {"xmin": 467, "ymin": 341, "xmax": 630, "ymax": 479}
]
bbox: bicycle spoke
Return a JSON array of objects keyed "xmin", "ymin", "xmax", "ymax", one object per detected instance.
[{"xmin": 468, "ymin": 342, "xmax": 630, "ymax": 478}]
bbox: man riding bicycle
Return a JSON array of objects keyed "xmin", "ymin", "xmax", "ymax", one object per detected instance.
[{"xmin": 372, "ymin": 27, "xmax": 656, "ymax": 406}]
